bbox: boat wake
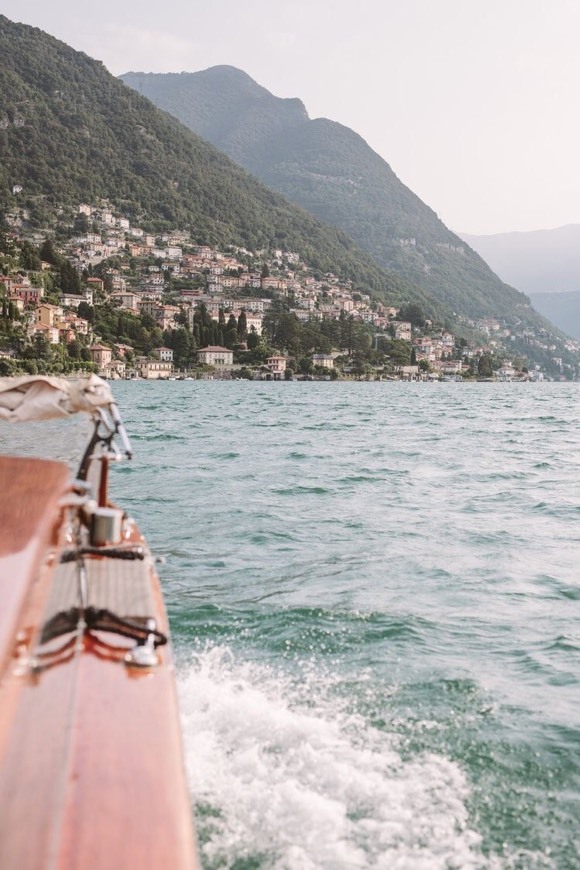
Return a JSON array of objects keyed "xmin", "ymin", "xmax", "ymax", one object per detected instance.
[{"xmin": 177, "ymin": 645, "xmax": 498, "ymax": 869}]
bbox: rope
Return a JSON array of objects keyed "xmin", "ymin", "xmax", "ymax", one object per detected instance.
[
  {"xmin": 40, "ymin": 606, "xmax": 167, "ymax": 647},
  {"xmin": 60, "ymin": 546, "xmax": 145, "ymax": 563}
]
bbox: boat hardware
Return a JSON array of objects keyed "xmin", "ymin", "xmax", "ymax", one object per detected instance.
[
  {"xmin": 77, "ymin": 402, "xmax": 132, "ymax": 483},
  {"xmin": 40, "ymin": 606, "xmax": 168, "ymax": 648},
  {"xmin": 125, "ymin": 618, "xmax": 161, "ymax": 668},
  {"xmin": 60, "ymin": 546, "xmax": 145, "ymax": 562},
  {"xmin": 89, "ymin": 506, "xmax": 124, "ymax": 546},
  {"xmin": 78, "ymin": 555, "xmax": 88, "ymax": 610}
]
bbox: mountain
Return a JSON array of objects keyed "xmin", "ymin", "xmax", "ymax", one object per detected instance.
[
  {"xmin": 528, "ymin": 291, "xmax": 580, "ymax": 341},
  {"xmin": 459, "ymin": 224, "xmax": 580, "ymax": 296},
  {"xmin": 0, "ymin": 17, "xmax": 428, "ymax": 313},
  {"xmin": 120, "ymin": 66, "xmax": 534, "ymax": 324},
  {"xmin": 0, "ymin": 18, "xmax": 574, "ymax": 373},
  {"xmin": 460, "ymin": 224, "xmax": 580, "ymax": 341}
]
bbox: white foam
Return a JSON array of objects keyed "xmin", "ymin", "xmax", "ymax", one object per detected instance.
[{"xmin": 178, "ymin": 646, "xmax": 496, "ymax": 869}]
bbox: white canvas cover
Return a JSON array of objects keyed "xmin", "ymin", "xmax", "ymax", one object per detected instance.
[{"xmin": 0, "ymin": 375, "xmax": 114, "ymax": 422}]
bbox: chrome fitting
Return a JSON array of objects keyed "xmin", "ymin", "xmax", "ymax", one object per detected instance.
[{"xmin": 125, "ymin": 619, "xmax": 160, "ymax": 668}]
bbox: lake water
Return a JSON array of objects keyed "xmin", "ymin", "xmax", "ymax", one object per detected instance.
[{"xmin": 14, "ymin": 380, "xmax": 580, "ymax": 869}]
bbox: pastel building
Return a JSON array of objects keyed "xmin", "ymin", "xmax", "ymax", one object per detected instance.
[
  {"xmin": 197, "ymin": 346, "xmax": 233, "ymax": 368},
  {"xmin": 89, "ymin": 343, "xmax": 113, "ymax": 368}
]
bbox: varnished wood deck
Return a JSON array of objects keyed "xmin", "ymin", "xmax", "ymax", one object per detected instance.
[
  {"xmin": 43, "ymin": 551, "xmax": 157, "ymax": 622},
  {"xmin": 0, "ymin": 456, "xmax": 199, "ymax": 869},
  {"xmin": 0, "ymin": 456, "xmax": 70, "ymax": 677}
]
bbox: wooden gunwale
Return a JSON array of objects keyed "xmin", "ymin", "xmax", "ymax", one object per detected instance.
[
  {"xmin": 0, "ymin": 456, "xmax": 70, "ymax": 678},
  {"xmin": 0, "ymin": 456, "xmax": 198, "ymax": 869}
]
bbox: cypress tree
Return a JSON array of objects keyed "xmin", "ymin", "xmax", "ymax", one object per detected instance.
[{"xmin": 237, "ymin": 309, "xmax": 247, "ymax": 339}]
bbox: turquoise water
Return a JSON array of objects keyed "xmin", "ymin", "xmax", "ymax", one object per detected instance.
[{"xmin": 108, "ymin": 381, "xmax": 579, "ymax": 869}]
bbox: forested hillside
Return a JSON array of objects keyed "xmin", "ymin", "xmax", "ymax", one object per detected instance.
[
  {"xmin": 0, "ymin": 16, "xmax": 432, "ymax": 312},
  {"xmin": 0, "ymin": 15, "xmax": 574, "ymax": 372},
  {"xmin": 529, "ymin": 291, "xmax": 580, "ymax": 341},
  {"xmin": 121, "ymin": 67, "xmax": 537, "ymax": 323}
]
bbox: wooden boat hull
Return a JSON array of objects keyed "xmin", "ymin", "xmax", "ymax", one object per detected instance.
[{"xmin": 0, "ymin": 456, "xmax": 198, "ymax": 869}]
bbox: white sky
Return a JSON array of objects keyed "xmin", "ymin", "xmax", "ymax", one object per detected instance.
[{"xmin": 3, "ymin": 0, "xmax": 580, "ymax": 235}]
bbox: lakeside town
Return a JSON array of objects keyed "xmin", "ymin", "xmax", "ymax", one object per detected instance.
[{"xmin": 1, "ymin": 200, "xmax": 578, "ymax": 382}]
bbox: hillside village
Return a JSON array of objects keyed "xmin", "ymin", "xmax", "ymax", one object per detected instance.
[{"xmin": 1, "ymin": 201, "xmax": 578, "ymax": 381}]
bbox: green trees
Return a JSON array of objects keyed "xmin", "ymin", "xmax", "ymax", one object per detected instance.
[
  {"xmin": 36, "ymin": 238, "xmax": 81, "ymax": 292},
  {"xmin": 247, "ymin": 328, "xmax": 260, "ymax": 350},
  {"xmin": 237, "ymin": 309, "xmax": 247, "ymax": 340},
  {"xmin": 220, "ymin": 313, "xmax": 236, "ymax": 348},
  {"xmin": 477, "ymin": 353, "xmax": 496, "ymax": 378},
  {"xmin": 73, "ymin": 213, "xmax": 90, "ymax": 235},
  {"xmin": 19, "ymin": 241, "xmax": 41, "ymax": 271},
  {"xmin": 164, "ymin": 328, "xmax": 196, "ymax": 368},
  {"xmin": 77, "ymin": 301, "xmax": 94, "ymax": 322},
  {"xmin": 383, "ymin": 339, "xmax": 412, "ymax": 366},
  {"xmin": 59, "ymin": 259, "xmax": 81, "ymax": 292},
  {"xmin": 260, "ymin": 300, "xmax": 381, "ymax": 362},
  {"xmin": 399, "ymin": 303, "xmax": 425, "ymax": 328},
  {"xmin": 39, "ymin": 239, "xmax": 60, "ymax": 267},
  {"xmin": 0, "ymin": 230, "xmax": 17, "ymax": 258},
  {"xmin": 191, "ymin": 302, "xmax": 223, "ymax": 348},
  {"xmin": 22, "ymin": 334, "xmax": 51, "ymax": 362},
  {"xmin": 262, "ymin": 303, "xmax": 299, "ymax": 351}
]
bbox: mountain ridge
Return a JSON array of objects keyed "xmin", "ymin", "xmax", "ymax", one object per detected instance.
[
  {"xmin": 460, "ymin": 224, "xmax": 580, "ymax": 339},
  {"xmin": 0, "ymin": 17, "xmax": 430, "ymax": 312},
  {"xmin": 120, "ymin": 66, "xmax": 536, "ymax": 324},
  {"xmin": 459, "ymin": 224, "xmax": 580, "ymax": 295},
  {"xmin": 0, "ymin": 17, "xmax": 575, "ymax": 372},
  {"xmin": 529, "ymin": 290, "xmax": 580, "ymax": 341}
]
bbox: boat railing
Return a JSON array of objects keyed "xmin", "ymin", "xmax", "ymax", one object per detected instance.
[{"xmin": 0, "ymin": 374, "xmax": 167, "ymax": 671}]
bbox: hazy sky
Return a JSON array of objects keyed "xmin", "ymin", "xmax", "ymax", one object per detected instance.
[{"xmin": 3, "ymin": 0, "xmax": 580, "ymax": 235}]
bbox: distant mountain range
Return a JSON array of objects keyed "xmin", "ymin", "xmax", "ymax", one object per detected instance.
[
  {"xmin": 526, "ymin": 291, "xmax": 580, "ymax": 341},
  {"xmin": 120, "ymin": 66, "xmax": 535, "ymax": 324},
  {"xmin": 459, "ymin": 224, "xmax": 580, "ymax": 295},
  {"xmin": 460, "ymin": 224, "xmax": 580, "ymax": 340}
]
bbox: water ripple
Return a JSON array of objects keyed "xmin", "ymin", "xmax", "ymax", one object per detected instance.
[{"xmin": 105, "ymin": 380, "xmax": 580, "ymax": 869}]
